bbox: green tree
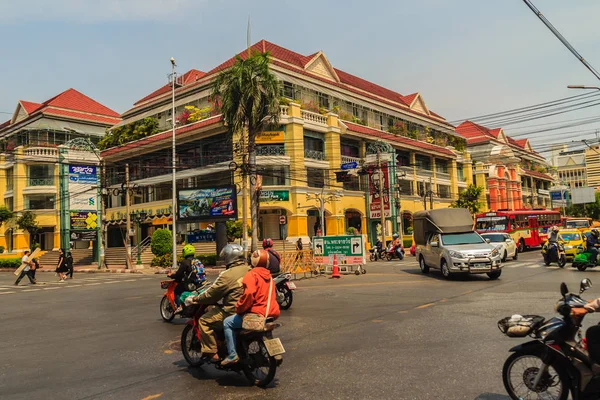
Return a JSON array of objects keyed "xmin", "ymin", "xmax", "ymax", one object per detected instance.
[
  {"xmin": 16, "ymin": 211, "xmax": 40, "ymax": 248},
  {"xmin": 212, "ymin": 50, "xmax": 280, "ymax": 251},
  {"xmin": 450, "ymin": 184, "xmax": 484, "ymax": 215},
  {"xmin": 0, "ymin": 206, "xmax": 14, "ymax": 228},
  {"xmin": 98, "ymin": 117, "xmax": 160, "ymax": 150},
  {"xmin": 151, "ymin": 228, "xmax": 173, "ymax": 256}
]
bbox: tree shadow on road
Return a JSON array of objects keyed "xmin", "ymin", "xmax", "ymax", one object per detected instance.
[
  {"xmin": 474, "ymin": 393, "xmax": 509, "ymax": 400},
  {"xmin": 174, "ymin": 360, "xmax": 280, "ymax": 389}
]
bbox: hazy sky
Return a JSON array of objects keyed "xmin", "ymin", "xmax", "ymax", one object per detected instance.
[{"xmin": 1, "ymin": 0, "xmax": 599, "ymax": 153}]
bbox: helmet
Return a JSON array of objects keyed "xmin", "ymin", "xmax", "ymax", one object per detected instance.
[
  {"xmin": 182, "ymin": 244, "xmax": 195, "ymax": 258},
  {"xmin": 250, "ymin": 249, "xmax": 270, "ymax": 269},
  {"xmin": 262, "ymin": 238, "xmax": 274, "ymax": 249},
  {"xmin": 592, "ymin": 229, "xmax": 599, "ymax": 238},
  {"xmin": 552, "ymin": 226, "xmax": 559, "ymax": 232},
  {"xmin": 392, "ymin": 233, "xmax": 399, "ymax": 239},
  {"xmin": 220, "ymin": 243, "xmax": 244, "ymax": 266}
]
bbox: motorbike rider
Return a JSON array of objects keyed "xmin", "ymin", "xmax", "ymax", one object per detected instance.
[
  {"xmin": 545, "ymin": 226, "xmax": 563, "ymax": 259},
  {"xmin": 167, "ymin": 244, "xmax": 196, "ymax": 313},
  {"xmin": 571, "ymin": 298, "xmax": 600, "ymax": 364},
  {"xmin": 587, "ymin": 228, "xmax": 600, "ymax": 265},
  {"xmin": 262, "ymin": 238, "xmax": 281, "ymax": 275},
  {"xmin": 392, "ymin": 234, "xmax": 403, "ymax": 260},
  {"xmin": 189, "ymin": 243, "xmax": 250, "ymax": 362}
]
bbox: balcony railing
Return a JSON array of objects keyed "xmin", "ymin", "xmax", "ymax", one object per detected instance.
[
  {"xmin": 280, "ymin": 105, "xmax": 289, "ymax": 116},
  {"xmin": 435, "ymin": 170, "xmax": 450, "ymax": 180},
  {"xmin": 256, "ymin": 145, "xmax": 285, "ymax": 156},
  {"xmin": 341, "ymin": 155, "xmax": 360, "ymax": 165},
  {"xmin": 5, "ymin": 182, "xmax": 13, "ymax": 191},
  {"xmin": 304, "ymin": 149, "xmax": 326, "ymax": 161},
  {"xmin": 24, "ymin": 147, "xmax": 59, "ymax": 158},
  {"xmin": 28, "ymin": 177, "xmax": 54, "ymax": 186},
  {"xmin": 301, "ymin": 110, "xmax": 327, "ymax": 125}
]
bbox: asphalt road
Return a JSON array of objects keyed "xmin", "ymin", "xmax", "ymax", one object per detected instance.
[{"xmin": 1, "ymin": 251, "xmax": 598, "ymax": 400}]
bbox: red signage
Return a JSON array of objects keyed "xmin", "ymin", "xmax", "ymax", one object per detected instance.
[{"xmin": 368, "ymin": 163, "xmax": 391, "ymax": 219}]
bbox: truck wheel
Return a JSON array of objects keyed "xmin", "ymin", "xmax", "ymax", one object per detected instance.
[
  {"xmin": 440, "ymin": 259, "xmax": 452, "ymax": 280},
  {"xmin": 419, "ymin": 256, "xmax": 430, "ymax": 274},
  {"xmin": 487, "ymin": 270, "xmax": 502, "ymax": 280}
]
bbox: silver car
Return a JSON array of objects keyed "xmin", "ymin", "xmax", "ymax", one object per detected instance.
[{"xmin": 417, "ymin": 231, "xmax": 503, "ymax": 280}]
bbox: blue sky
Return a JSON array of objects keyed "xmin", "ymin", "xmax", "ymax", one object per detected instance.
[{"xmin": 1, "ymin": 0, "xmax": 599, "ymax": 153}]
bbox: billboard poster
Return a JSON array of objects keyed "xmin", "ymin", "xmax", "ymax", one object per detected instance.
[
  {"xmin": 70, "ymin": 211, "xmax": 98, "ymax": 230},
  {"xmin": 368, "ymin": 163, "xmax": 391, "ymax": 219},
  {"xmin": 178, "ymin": 186, "xmax": 238, "ymax": 222},
  {"xmin": 312, "ymin": 235, "xmax": 364, "ymax": 265},
  {"xmin": 69, "ymin": 165, "xmax": 98, "ymax": 211}
]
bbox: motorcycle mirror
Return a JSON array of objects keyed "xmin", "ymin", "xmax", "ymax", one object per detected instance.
[
  {"xmin": 580, "ymin": 278, "xmax": 593, "ymax": 294},
  {"xmin": 560, "ymin": 282, "xmax": 569, "ymax": 297}
]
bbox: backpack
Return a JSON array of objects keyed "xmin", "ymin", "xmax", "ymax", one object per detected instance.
[{"xmin": 190, "ymin": 258, "xmax": 206, "ymax": 285}]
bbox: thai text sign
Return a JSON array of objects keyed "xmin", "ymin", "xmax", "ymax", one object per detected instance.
[
  {"xmin": 256, "ymin": 131, "xmax": 284, "ymax": 144},
  {"xmin": 312, "ymin": 235, "xmax": 364, "ymax": 265},
  {"xmin": 178, "ymin": 186, "xmax": 238, "ymax": 222},
  {"xmin": 69, "ymin": 165, "xmax": 98, "ymax": 212},
  {"xmin": 259, "ymin": 190, "xmax": 289, "ymax": 202},
  {"xmin": 70, "ymin": 211, "xmax": 98, "ymax": 230},
  {"xmin": 368, "ymin": 162, "xmax": 391, "ymax": 219}
]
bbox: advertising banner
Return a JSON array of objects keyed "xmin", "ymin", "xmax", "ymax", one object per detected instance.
[
  {"xmin": 70, "ymin": 231, "xmax": 97, "ymax": 241},
  {"xmin": 178, "ymin": 186, "xmax": 238, "ymax": 222},
  {"xmin": 312, "ymin": 235, "xmax": 364, "ymax": 265},
  {"xmin": 70, "ymin": 211, "xmax": 98, "ymax": 230},
  {"xmin": 259, "ymin": 190, "xmax": 289, "ymax": 202},
  {"xmin": 186, "ymin": 231, "xmax": 216, "ymax": 243},
  {"xmin": 368, "ymin": 163, "xmax": 391, "ymax": 219},
  {"xmin": 69, "ymin": 165, "xmax": 98, "ymax": 211},
  {"xmin": 256, "ymin": 131, "xmax": 284, "ymax": 144}
]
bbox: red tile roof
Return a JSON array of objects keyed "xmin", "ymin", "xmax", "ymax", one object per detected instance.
[
  {"xmin": 44, "ymin": 88, "xmax": 119, "ymax": 117},
  {"xmin": 133, "ymin": 69, "xmax": 206, "ymax": 106},
  {"xmin": 522, "ymin": 169, "xmax": 553, "ymax": 181},
  {"xmin": 344, "ymin": 121, "xmax": 455, "ymax": 156},
  {"xmin": 126, "ymin": 40, "xmax": 454, "ymax": 128},
  {"xmin": 0, "ymin": 120, "xmax": 9, "ymax": 129},
  {"xmin": 20, "ymin": 100, "xmax": 43, "ymax": 114},
  {"xmin": 101, "ymin": 115, "xmax": 224, "ymax": 158},
  {"xmin": 43, "ymin": 108, "xmax": 121, "ymax": 125}
]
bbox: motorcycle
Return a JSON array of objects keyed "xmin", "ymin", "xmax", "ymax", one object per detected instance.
[
  {"xmin": 573, "ymin": 247, "xmax": 600, "ymax": 271},
  {"xmin": 180, "ymin": 301, "xmax": 285, "ymax": 387},
  {"xmin": 274, "ymin": 273, "xmax": 295, "ymax": 310},
  {"xmin": 385, "ymin": 244, "xmax": 404, "ymax": 261},
  {"xmin": 160, "ymin": 275, "xmax": 203, "ymax": 322},
  {"xmin": 542, "ymin": 241, "xmax": 567, "ymax": 267},
  {"xmin": 498, "ymin": 278, "xmax": 600, "ymax": 400}
]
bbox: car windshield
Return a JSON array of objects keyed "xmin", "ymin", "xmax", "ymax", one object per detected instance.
[
  {"xmin": 566, "ymin": 220, "xmax": 590, "ymax": 228},
  {"xmin": 562, "ymin": 233, "xmax": 581, "ymax": 241},
  {"xmin": 441, "ymin": 232, "xmax": 485, "ymax": 245},
  {"xmin": 481, "ymin": 234, "xmax": 505, "ymax": 243}
]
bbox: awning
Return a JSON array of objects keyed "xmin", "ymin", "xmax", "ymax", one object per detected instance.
[{"xmin": 152, "ymin": 216, "xmax": 172, "ymax": 225}]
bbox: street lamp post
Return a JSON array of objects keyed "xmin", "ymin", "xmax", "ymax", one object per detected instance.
[
  {"xmin": 131, "ymin": 211, "xmax": 148, "ymax": 265},
  {"xmin": 170, "ymin": 58, "xmax": 178, "ymax": 270}
]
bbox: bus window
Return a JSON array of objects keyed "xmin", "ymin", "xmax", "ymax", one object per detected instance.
[{"xmin": 475, "ymin": 216, "xmax": 509, "ymax": 231}]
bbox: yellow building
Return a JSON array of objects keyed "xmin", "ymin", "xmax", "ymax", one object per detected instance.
[
  {"xmin": 585, "ymin": 145, "xmax": 600, "ymax": 188},
  {"xmin": 0, "ymin": 89, "xmax": 120, "ymax": 256},
  {"xmin": 102, "ymin": 40, "xmax": 472, "ymax": 249}
]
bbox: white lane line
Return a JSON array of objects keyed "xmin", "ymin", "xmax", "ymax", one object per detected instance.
[
  {"xmin": 66, "ymin": 285, "xmax": 82, "ymax": 288},
  {"xmin": 0, "ymin": 287, "xmax": 12, "ymax": 291},
  {"xmin": 84, "ymin": 283, "xmax": 102, "ymax": 286},
  {"xmin": 102, "ymin": 281, "xmax": 121, "ymax": 284},
  {"xmin": 0, "ymin": 291, "xmax": 16, "ymax": 295},
  {"xmin": 120, "ymin": 279, "xmax": 138, "ymax": 282},
  {"xmin": 43, "ymin": 287, "xmax": 60, "ymax": 290},
  {"xmin": 23, "ymin": 289, "xmax": 41, "ymax": 292}
]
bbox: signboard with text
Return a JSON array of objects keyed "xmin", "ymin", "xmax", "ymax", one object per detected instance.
[
  {"xmin": 69, "ymin": 165, "xmax": 98, "ymax": 212},
  {"xmin": 259, "ymin": 190, "xmax": 289, "ymax": 202},
  {"xmin": 368, "ymin": 162, "xmax": 391, "ymax": 219},
  {"xmin": 312, "ymin": 235, "xmax": 364, "ymax": 265},
  {"xmin": 70, "ymin": 211, "xmax": 98, "ymax": 230},
  {"xmin": 256, "ymin": 131, "xmax": 285, "ymax": 144}
]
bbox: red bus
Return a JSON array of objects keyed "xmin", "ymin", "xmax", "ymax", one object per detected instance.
[{"xmin": 475, "ymin": 209, "xmax": 562, "ymax": 252}]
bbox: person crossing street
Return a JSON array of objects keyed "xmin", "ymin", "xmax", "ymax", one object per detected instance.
[{"xmin": 14, "ymin": 250, "xmax": 36, "ymax": 286}]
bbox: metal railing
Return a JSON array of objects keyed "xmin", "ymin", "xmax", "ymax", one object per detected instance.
[
  {"xmin": 257, "ymin": 145, "xmax": 285, "ymax": 156},
  {"xmin": 132, "ymin": 236, "xmax": 152, "ymax": 257},
  {"xmin": 304, "ymin": 149, "xmax": 326, "ymax": 161},
  {"xmin": 28, "ymin": 177, "xmax": 54, "ymax": 186}
]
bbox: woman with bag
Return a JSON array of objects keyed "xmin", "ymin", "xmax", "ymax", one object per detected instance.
[
  {"xmin": 55, "ymin": 248, "xmax": 69, "ymax": 282},
  {"xmin": 221, "ymin": 249, "xmax": 280, "ymax": 366}
]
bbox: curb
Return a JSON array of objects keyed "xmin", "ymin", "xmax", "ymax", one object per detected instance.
[{"xmin": 0, "ymin": 268, "xmax": 143, "ymax": 274}]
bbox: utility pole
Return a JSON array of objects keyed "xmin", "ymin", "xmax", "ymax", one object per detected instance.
[
  {"xmin": 377, "ymin": 147, "xmax": 386, "ymax": 245},
  {"xmin": 423, "ymin": 180, "xmax": 427, "ymax": 210},
  {"xmin": 429, "ymin": 176, "xmax": 434, "ymax": 210},
  {"xmin": 170, "ymin": 58, "xmax": 178, "ymax": 270},
  {"xmin": 125, "ymin": 163, "xmax": 132, "ymax": 269},
  {"xmin": 241, "ymin": 154, "xmax": 249, "ymax": 256},
  {"xmin": 99, "ymin": 161, "xmax": 107, "ymax": 269}
]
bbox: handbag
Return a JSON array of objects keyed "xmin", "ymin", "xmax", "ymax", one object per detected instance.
[{"xmin": 242, "ymin": 277, "xmax": 274, "ymax": 332}]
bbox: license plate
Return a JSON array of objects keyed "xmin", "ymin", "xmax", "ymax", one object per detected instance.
[
  {"xmin": 473, "ymin": 263, "xmax": 487, "ymax": 268},
  {"xmin": 264, "ymin": 338, "xmax": 285, "ymax": 356},
  {"xmin": 286, "ymin": 282, "xmax": 297, "ymax": 290}
]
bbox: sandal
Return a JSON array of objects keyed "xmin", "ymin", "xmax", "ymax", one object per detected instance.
[{"xmin": 220, "ymin": 354, "xmax": 239, "ymax": 366}]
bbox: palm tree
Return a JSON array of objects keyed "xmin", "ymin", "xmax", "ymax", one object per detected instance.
[{"xmin": 212, "ymin": 50, "xmax": 280, "ymax": 251}]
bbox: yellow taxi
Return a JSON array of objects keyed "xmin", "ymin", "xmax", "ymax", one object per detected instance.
[{"xmin": 560, "ymin": 229, "xmax": 586, "ymax": 259}]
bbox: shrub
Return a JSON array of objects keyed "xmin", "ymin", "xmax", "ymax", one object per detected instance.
[
  {"xmin": 403, "ymin": 238, "xmax": 413, "ymax": 248},
  {"xmin": 151, "ymin": 252, "xmax": 184, "ymax": 268},
  {"xmin": 198, "ymin": 254, "xmax": 217, "ymax": 266},
  {"xmin": 0, "ymin": 246, "xmax": 5, "ymax": 254},
  {"xmin": 347, "ymin": 227, "xmax": 359, "ymax": 236},
  {"xmin": 0, "ymin": 258, "xmax": 22, "ymax": 268},
  {"xmin": 151, "ymin": 229, "xmax": 173, "ymax": 257}
]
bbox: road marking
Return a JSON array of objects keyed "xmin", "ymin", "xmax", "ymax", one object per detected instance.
[
  {"xmin": 124, "ymin": 296, "xmax": 143, "ymax": 300},
  {"xmin": 66, "ymin": 285, "xmax": 82, "ymax": 288},
  {"xmin": 397, "ymin": 310, "xmax": 409, "ymax": 314},
  {"xmin": 461, "ymin": 290, "xmax": 473, "ymax": 295},
  {"xmin": 0, "ymin": 287, "xmax": 12, "ymax": 291},
  {"xmin": 371, "ymin": 319, "xmax": 384, "ymax": 323},
  {"xmin": 300, "ymin": 280, "xmax": 434, "ymax": 289},
  {"xmin": 23, "ymin": 289, "xmax": 41, "ymax": 292},
  {"xmin": 141, "ymin": 394, "xmax": 163, "ymax": 400},
  {"xmin": 84, "ymin": 283, "xmax": 102, "ymax": 286},
  {"xmin": 102, "ymin": 281, "xmax": 121, "ymax": 284},
  {"xmin": 43, "ymin": 287, "xmax": 60, "ymax": 290},
  {"xmin": 121, "ymin": 279, "xmax": 138, "ymax": 282},
  {"xmin": 0, "ymin": 291, "xmax": 16, "ymax": 295},
  {"xmin": 416, "ymin": 303, "xmax": 435, "ymax": 309},
  {"xmin": 163, "ymin": 350, "xmax": 173, "ymax": 355}
]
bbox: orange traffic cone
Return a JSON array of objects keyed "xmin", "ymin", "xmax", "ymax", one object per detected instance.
[{"xmin": 331, "ymin": 255, "xmax": 341, "ymax": 279}]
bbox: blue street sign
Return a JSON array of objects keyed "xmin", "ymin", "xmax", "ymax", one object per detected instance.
[
  {"xmin": 550, "ymin": 191, "xmax": 568, "ymax": 200},
  {"xmin": 341, "ymin": 162, "xmax": 358, "ymax": 170}
]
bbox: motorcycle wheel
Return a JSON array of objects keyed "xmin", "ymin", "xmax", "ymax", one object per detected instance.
[
  {"xmin": 160, "ymin": 296, "xmax": 175, "ymax": 322},
  {"xmin": 386, "ymin": 253, "xmax": 393, "ymax": 261},
  {"xmin": 558, "ymin": 255, "xmax": 566, "ymax": 268},
  {"xmin": 181, "ymin": 324, "xmax": 204, "ymax": 367},
  {"xmin": 502, "ymin": 351, "xmax": 568, "ymax": 400},
  {"xmin": 277, "ymin": 286, "xmax": 293, "ymax": 310},
  {"xmin": 369, "ymin": 253, "xmax": 376, "ymax": 262},
  {"xmin": 576, "ymin": 263, "xmax": 588, "ymax": 271},
  {"xmin": 242, "ymin": 338, "xmax": 277, "ymax": 387}
]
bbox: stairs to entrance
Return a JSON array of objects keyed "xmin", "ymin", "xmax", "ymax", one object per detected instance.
[
  {"xmin": 105, "ymin": 247, "xmax": 127, "ymax": 267},
  {"xmin": 38, "ymin": 248, "xmax": 94, "ymax": 267}
]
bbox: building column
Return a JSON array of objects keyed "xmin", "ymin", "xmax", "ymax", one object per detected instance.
[
  {"xmin": 410, "ymin": 153, "xmax": 417, "ymax": 196},
  {"xmin": 463, "ymin": 154, "xmax": 474, "ymax": 185},
  {"xmin": 449, "ymin": 159, "xmax": 458, "ymax": 200},
  {"xmin": 474, "ymin": 162, "xmax": 488, "ymax": 211},
  {"xmin": 14, "ymin": 149, "xmax": 28, "ymax": 250},
  {"xmin": 325, "ymin": 112, "xmax": 341, "ymax": 190}
]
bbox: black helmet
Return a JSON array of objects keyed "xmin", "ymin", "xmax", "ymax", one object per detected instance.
[{"xmin": 592, "ymin": 229, "xmax": 599, "ymax": 238}]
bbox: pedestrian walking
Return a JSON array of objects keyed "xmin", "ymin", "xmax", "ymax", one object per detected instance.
[
  {"xmin": 65, "ymin": 251, "xmax": 74, "ymax": 279},
  {"xmin": 14, "ymin": 250, "xmax": 36, "ymax": 285},
  {"xmin": 55, "ymin": 248, "xmax": 69, "ymax": 282},
  {"xmin": 295, "ymin": 237, "xmax": 303, "ymax": 261},
  {"xmin": 30, "ymin": 258, "xmax": 40, "ymax": 281}
]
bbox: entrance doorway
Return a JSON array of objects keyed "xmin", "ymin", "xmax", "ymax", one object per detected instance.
[
  {"xmin": 259, "ymin": 209, "xmax": 283, "ymax": 240},
  {"xmin": 307, "ymin": 209, "xmax": 328, "ymax": 238},
  {"xmin": 345, "ymin": 209, "xmax": 362, "ymax": 234}
]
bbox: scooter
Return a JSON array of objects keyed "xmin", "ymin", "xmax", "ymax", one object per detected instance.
[
  {"xmin": 160, "ymin": 275, "xmax": 203, "ymax": 322},
  {"xmin": 542, "ymin": 241, "xmax": 567, "ymax": 267},
  {"xmin": 274, "ymin": 273, "xmax": 295, "ymax": 310},
  {"xmin": 385, "ymin": 244, "xmax": 404, "ymax": 261},
  {"xmin": 498, "ymin": 278, "xmax": 600, "ymax": 400},
  {"xmin": 572, "ymin": 246, "xmax": 600, "ymax": 271},
  {"xmin": 180, "ymin": 300, "xmax": 284, "ymax": 387}
]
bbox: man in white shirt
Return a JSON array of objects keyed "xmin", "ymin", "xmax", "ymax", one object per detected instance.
[{"xmin": 14, "ymin": 250, "xmax": 36, "ymax": 285}]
